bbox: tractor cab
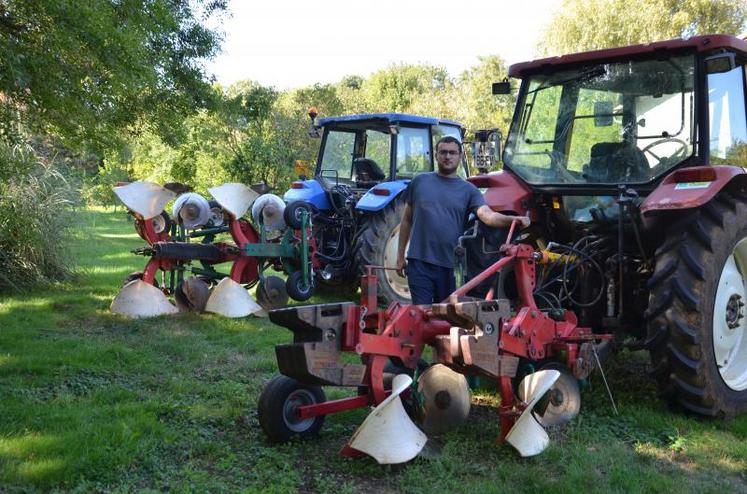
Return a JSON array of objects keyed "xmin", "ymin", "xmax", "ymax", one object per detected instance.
[
  {"xmin": 500, "ymin": 35, "xmax": 747, "ymax": 193},
  {"xmin": 312, "ymin": 113, "xmax": 467, "ymax": 190}
]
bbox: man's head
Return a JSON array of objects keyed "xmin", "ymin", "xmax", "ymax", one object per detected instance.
[{"xmin": 435, "ymin": 136, "xmax": 462, "ymax": 176}]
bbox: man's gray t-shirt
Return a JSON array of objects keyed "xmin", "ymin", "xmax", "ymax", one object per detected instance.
[{"xmin": 404, "ymin": 172, "xmax": 485, "ymax": 268}]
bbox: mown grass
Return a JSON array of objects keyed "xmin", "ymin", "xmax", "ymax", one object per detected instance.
[{"xmin": 1, "ymin": 208, "xmax": 746, "ymax": 493}]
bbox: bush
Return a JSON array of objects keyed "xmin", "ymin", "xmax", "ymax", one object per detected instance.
[{"xmin": 0, "ymin": 143, "xmax": 76, "ymax": 291}]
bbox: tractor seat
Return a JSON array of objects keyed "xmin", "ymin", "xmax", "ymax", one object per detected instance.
[
  {"xmin": 353, "ymin": 158, "xmax": 385, "ymax": 187},
  {"xmin": 585, "ymin": 142, "xmax": 648, "ymax": 182}
]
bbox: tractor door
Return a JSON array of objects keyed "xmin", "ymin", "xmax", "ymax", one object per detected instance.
[
  {"xmin": 707, "ymin": 54, "xmax": 747, "ymax": 166},
  {"xmin": 394, "ymin": 126, "xmax": 431, "ymax": 179}
]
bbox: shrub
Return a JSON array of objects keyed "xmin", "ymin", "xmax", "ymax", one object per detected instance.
[{"xmin": 0, "ymin": 143, "xmax": 75, "ymax": 291}]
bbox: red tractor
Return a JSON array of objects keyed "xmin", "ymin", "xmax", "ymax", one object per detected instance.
[
  {"xmin": 257, "ymin": 34, "xmax": 747, "ymax": 461},
  {"xmin": 485, "ymin": 34, "xmax": 747, "ymax": 417}
]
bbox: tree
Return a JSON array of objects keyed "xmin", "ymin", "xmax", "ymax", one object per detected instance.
[
  {"xmin": 541, "ymin": 0, "xmax": 747, "ymax": 55},
  {"xmin": 454, "ymin": 55, "xmax": 515, "ymax": 138},
  {"xmin": 0, "ymin": 0, "xmax": 227, "ymax": 152},
  {"xmin": 361, "ymin": 64, "xmax": 451, "ymax": 113}
]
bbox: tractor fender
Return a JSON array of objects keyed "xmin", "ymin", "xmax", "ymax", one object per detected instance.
[
  {"xmin": 283, "ymin": 179, "xmax": 331, "ymax": 210},
  {"xmin": 355, "ymin": 180, "xmax": 409, "ymax": 212},
  {"xmin": 468, "ymin": 171, "xmax": 533, "ymax": 215},
  {"xmin": 640, "ymin": 165, "xmax": 747, "ymax": 216}
]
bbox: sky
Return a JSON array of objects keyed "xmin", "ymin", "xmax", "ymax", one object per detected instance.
[{"xmin": 206, "ymin": 0, "xmax": 562, "ymax": 90}]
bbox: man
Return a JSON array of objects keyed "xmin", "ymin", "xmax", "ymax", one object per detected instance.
[{"xmin": 396, "ymin": 136, "xmax": 530, "ymax": 305}]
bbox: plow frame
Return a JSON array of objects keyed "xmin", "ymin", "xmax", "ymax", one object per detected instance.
[
  {"xmin": 127, "ymin": 205, "xmax": 315, "ymax": 300},
  {"xmin": 268, "ymin": 221, "xmax": 613, "ymax": 441}
]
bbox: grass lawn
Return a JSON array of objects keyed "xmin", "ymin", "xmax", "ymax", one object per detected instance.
[{"xmin": 1, "ymin": 207, "xmax": 746, "ymax": 493}]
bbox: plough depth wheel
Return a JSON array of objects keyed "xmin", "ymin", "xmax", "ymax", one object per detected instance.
[{"xmin": 258, "ymin": 375, "xmax": 326, "ymax": 443}]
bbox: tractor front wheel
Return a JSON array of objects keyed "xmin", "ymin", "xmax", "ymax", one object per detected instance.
[
  {"xmin": 647, "ymin": 192, "xmax": 747, "ymax": 416},
  {"xmin": 257, "ymin": 375, "xmax": 326, "ymax": 443}
]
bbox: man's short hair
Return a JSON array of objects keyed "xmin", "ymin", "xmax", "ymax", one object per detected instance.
[{"xmin": 436, "ymin": 136, "xmax": 463, "ymax": 154}]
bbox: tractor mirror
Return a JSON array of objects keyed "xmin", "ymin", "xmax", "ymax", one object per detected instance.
[
  {"xmin": 492, "ymin": 80, "xmax": 512, "ymax": 94},
  {"xmin": 307, "ymin": 107, "xmax": 321, "ymax": 138},
  {"xmin": 593, "ymin": 101, "xmax": 614, "ymax": 127},
  {"xmin": 705, "ymin": 52, "xmax": 736, "ymax": 74}
]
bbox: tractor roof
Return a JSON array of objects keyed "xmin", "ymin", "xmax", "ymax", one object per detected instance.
[
  {"xmin": 509, "ymin": 34, "xmax": 747, "ymax": 78},
  {"xmin": 318, "ymin": 113, "xmax": 464, "ymax": 129}
]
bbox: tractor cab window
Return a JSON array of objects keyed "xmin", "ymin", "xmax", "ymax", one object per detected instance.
[
  {"xmin": 432, "ymin": 124, "xmax": 467, "ymax": 178},
  {"xmin": 358, "ymin": 129, "xmax": 390, "ymax": 182},
  {"xmin": 396, "ymin": 127, "xmax": 431, "ymax": 178},
  {"xmin": 708, "ymin": 63, "xmax": 747, "ymax": 167},
  {"xmin": 320, "ymin": 130, "xmax": 355, "ymax": 181},
  {"xmin": 505, "ymin": 55, "xmax": 696, "ymax": 185}
]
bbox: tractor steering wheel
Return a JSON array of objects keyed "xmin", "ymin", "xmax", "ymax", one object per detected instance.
[{"xmin": 641, "ymin": 137, "xmax": 689, "ymax": 169}]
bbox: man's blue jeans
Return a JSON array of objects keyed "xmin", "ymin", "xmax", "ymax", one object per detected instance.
[{"xmin": 406, "ymin": 258, "xmax": 456, "ymax": 305}]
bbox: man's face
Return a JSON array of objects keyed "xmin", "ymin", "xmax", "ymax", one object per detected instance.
[{"xmin": 436, "ymin": 141, "xmax": 462, "ymax": 175}]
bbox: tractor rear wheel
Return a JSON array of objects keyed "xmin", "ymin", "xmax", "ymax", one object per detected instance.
[
  {"xmin": 646, "ymin": 192, "xmax": 747, "ymax": 416},
  {"xmin": 353, "ymin": 199, "xmax": 410, "ymax": 305}
]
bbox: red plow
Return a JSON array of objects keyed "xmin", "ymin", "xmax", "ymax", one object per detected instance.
[{"xmin": 259, "ymin": 221, "xmax": 612, "ymax": 462}]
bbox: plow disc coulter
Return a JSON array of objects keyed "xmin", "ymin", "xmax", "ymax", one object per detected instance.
[
  {"xmin": 110, "ymin": 181, "xmax": 317, "ymax": 318},
  {"xmin": 258, "ymin": 222, "xmax": 612, "ymax": 462}
]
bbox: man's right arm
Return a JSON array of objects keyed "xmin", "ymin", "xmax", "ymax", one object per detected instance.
[{"xmin": 396, "ymin": 203, "xmax": 413, "ymax": 276}]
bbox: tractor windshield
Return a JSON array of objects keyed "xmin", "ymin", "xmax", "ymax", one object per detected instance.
[{"xmin": 504, "ymin": 55, "xmax": 696, "ymax": 185}]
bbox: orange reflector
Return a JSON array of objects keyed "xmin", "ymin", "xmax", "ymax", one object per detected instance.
[
  {"xmin": 552, "ymin": 197, "xmax": 561, "ymax": 209},
  {"xmin": 291, "ymin": 182, "xmax": 305, "ymax": 189},
  {"xmin": 372, "ymin": 188, "xmax": 390, "ymax": 196},
  {"xmin": 673, "ymin": 168, "xmax": 716, "ymax": 183}
]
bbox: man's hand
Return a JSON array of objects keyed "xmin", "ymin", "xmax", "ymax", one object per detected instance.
[
  {"xmin": 476, "ymin": 206, "xmax": 532, "ymax": 229},
  {"xmin": 516, "ymin": 215, "xmax": 531, "ymax": 228},
  {"xmin": 396, "ymin": 256, "xmax": 407, "ymax": 278}
]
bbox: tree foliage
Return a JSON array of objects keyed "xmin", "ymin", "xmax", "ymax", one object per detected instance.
[
  {"xmin": 0, "ymin": 0, "xmax": 227, "ymax": 151},
  {"xmin": 541, "ymin": 0, "xmax": 747, "ymax": 55}
]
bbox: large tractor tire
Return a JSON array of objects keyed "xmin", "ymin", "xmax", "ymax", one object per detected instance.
[
  {"xmin": 353, "ymin": 199, "xmax": 410, "ymax": 305},
  {"xmin": 646, "ymin": 192, "xmax": 747, "ymax": 416}
]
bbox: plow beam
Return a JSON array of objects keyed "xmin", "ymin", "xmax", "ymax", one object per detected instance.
[
  {"xmin": 113, "ymin": 181, "xmax": 175, "ymax": 219},
  {"xmin": 110, "ymin": 279, "xmax": 179, "ymax": 318}
]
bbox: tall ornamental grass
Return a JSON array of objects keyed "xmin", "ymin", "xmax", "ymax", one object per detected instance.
[{"xmin": 0, "ymin": 143, "xmax": 75, "ymax": 291}]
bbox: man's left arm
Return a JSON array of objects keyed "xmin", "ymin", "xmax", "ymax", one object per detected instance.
[
  {"xmin": 475, "ymin": 205, "xmax": 530, "ymax": 228},
  {"xmin": 466, "ymin": 184, "xmax": 530, "ymax": 228}
]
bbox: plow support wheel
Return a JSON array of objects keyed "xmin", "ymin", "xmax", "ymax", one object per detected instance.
[
  {"xmin": 204, "ymin": 277, "xmax": 263, "ymax": 318},
  {"xmin": 505, "ymin": 369, "xmax": 560, "ymax": 457},
  {"xmin": 111, "ymin": 279, "xmax": 179, "ymax": 318},
  {"xmin": 345, "ymin": 374, "xmax": 427, "ymax": 464},
  {"xmin": 113, "ymin": 181, "xmax": 175, "ymax": 220},
  {"xmin": 208, "ymin": 183, "xmax": 260, "ymax": 219}
]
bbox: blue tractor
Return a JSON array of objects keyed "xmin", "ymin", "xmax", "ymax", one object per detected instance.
[{"xmin": 283, "ymin": 112, "xmax": 468, "ymax": 305}]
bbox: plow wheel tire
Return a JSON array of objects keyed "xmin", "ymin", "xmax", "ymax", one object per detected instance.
[
  {"xmin": 286, "ymin": 271, "xmax": 314, "ymax": 301},
  {"xmin": 646, "ymin": 192, "xmax": 747, "ymax": 416},
  {"xmin": 353, "ymin": 199, "xmax": 410, "ymax": 305},
  {"xmin": 256, "ymin": 276, "xmax": 289, "ymax": 310},
  {"xmin": 258, "ymin": 375, "xmax": 326, "ymax": 443},
  {"xmin": 284, "ymin": 201, "xmax": 313, "ymax": 230}
]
